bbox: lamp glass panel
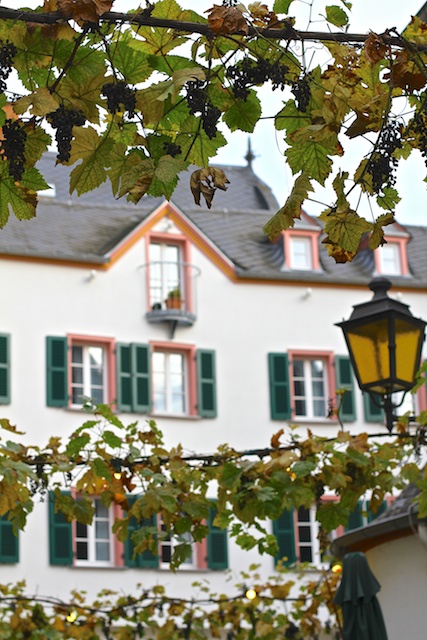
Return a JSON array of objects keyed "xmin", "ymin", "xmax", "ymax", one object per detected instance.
[
  {"xmin": 346, "ymin": 318, "xmax": 390, "ymax": 391},
  {"xmin": 395, "ymin": 318, "xmax": 423, "ymax": 385}
]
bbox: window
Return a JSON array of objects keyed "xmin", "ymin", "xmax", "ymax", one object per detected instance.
[
  {"xmin": 345, "ymin": 499, "xmax": 387, "ymax": 531},
  {"xmin": 159, "ymin": 517, "xmax": 195, "ymax": 569},
  {"xmin": 149, "ymin": 241, "xmax": 182, "ymax": 308},
  {"xmin": 273, "ymin": 507, "xmax": 322, "ymax": 567},
  {"xmin": 293, "ymin": 359, "xmax": 327, "ymax": 418},
  {"xmin": 116, "ymin": 343, "xmax": 216, "ymax": 418},
  {"xmin": 379, "ymin": 243, "xmax": 401, "ymax": 275},
  {"xmin": 75, "ymin": 499, "xmax": 113, "ymax": 566},
  {"xmin": 48, "ymin": 492, "xmax": 122, "ymax": 567},
  {"xmin": 71, "ymin": 345, "xmax": 105, "ymax": 406},
  {"xmin": 0, "ymin": 334, "xmax": 10, "ymax": 405},
  {"xmin": 269, "ymin": 352, "xmax": 354, "ymax": 422},
  {"xmin": 125, "ymin": 499, "xmax": 228, "ymax": 570},
  {"xmin": 289, "ymin": 236, "xmax": 312, "ymax": 270},
  {"xmin": 46, "ymin": 336, "xmax": 115, "ymax": 408},
  {"xmin": 153, "ymin": 351, "xmax": 186, "ymax": 415}
]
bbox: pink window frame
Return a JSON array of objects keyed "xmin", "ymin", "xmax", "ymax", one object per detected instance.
[
  {"xmin": 284, "ymin": 230, "xmax": 320, "ymax": 270},
  {"xmin": 288, "ymin": 350, "xmax": 335, "ymax": 420},
  {"xmin": 71, "ymin": 491, "xmax": 124, "ymax": 567},
  {"xmin": 374, "ymin": 238, "xmax": 409, "ymax": 276},
  {"xmin": 145, "ymin": 231, "xmax": 194, "ymax": 313},
  {"xmin": 150, "ymin": 341, "xmax": 198, "ymax": 416},
  {"xmin": 67, "ymin": 334, "xmax": 116, "ymax": 408}
]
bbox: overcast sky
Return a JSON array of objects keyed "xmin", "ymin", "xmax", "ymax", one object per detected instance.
[{"xmin": 3, "ymin": 0, "xmax": 427, "ymax": 224}]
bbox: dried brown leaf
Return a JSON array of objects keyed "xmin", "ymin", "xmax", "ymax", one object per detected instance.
[
  {"xmin": 190, "ymin": 167, "xmax": 230, "ymax": 209},
  {"xmin": 57, "ymin": 0, "xmax": 113, "ymax": 23},
  {"xmin": 206, "ymin": 4, "xmax": 249, "ymax": 35},
  {"xmin": 364, "ymin": 32, "xmax": 388, "ymax": 65}
]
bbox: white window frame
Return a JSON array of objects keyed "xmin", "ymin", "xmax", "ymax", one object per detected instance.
[
  {"xmin": 159, "ymin": 516, "xmax": 196, "ymax": 570},
  {"xmin": 292, "ymin": 358, "xmax": 327, "ymax": 419},
  {"xmin": 149, "ymin": 241, "xmax": 182, "ymax": 307},
  {"xmin": 152, "ymin": 351, "xmax": 187, "ymax": 415},
  {"xmin": 75, "ymin": 498, "xmax": 114, "ymax": 567},
  {"xmin": 71, "ymin": 344, "xmax": 106, "ymax": 407},
  {"xmin": 379, "ymin": 243, "xmax": 401, "ymax": 275},
  {"xmin": 289, "ymin": 236, "xmax": 312, "ymax": 270},
  {"xmin": 296, "ymin": 506, "xmax": 323, "ymax": 566}
]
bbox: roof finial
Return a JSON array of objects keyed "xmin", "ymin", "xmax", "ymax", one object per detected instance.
[{"xmin": 245, "ymin": 137, "xmax": 256, "ymax": 169}]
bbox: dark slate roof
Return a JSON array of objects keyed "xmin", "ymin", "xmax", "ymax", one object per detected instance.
[
  {"xmin": 331, "ymin": 484, "xmax": 422, "ymax": 557},
  {"xmin": 0, "ymin": 152, "xmax": 426, "ymax": 287}
]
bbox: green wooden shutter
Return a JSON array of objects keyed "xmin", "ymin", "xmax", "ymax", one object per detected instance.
[
  {"xmin": 346, "ymin": 500, "xmax": 364, "ymax": 531},
  {"xmin": 0, "ymin": 334, "xmax": 10, "ymax": 404},
  {"xmin": 46, "ymin": 337, "xmax": 68, "ymax": 407},
  {"xmin": 132, "ymin": 344, "xmax": 151, "ymax": 413},
  {"xmin": 207, "ymin": 507, "xmax": 228, "ymax": 570},
  {"xmin": 363, "ymin": 392, "xmax": 384, "ymax": 423},
  {"xmin": 268, "ymin": 353, "xmax": 291, "ymax": 420},
  {"xmin": 335, "ymin": 356, "xmax": 356, "ymax": 422},
  {"xmin": 124, "ymin": 496, "xmax": 158, "ymax": 568},
  {"xmin": 0, "ymin": 515, "xmax": 18, "ymax": 563},
  {"xmin": 197, "ymin": 350, "xmax": 217, "ymax": 418},
  {"xmin": 116, "ymin": 343, "xmax": 132, "ymax": 412},
  {"xmin": 273, "ymin": 509, "xmax": 296, "ymax": 566},
  {"xmin": 48, "ymin": 491, "xmax": 73, "ymax": 565}
]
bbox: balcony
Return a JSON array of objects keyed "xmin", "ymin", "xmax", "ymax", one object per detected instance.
[{"xmin": 141, "ymin": 261, "xmax": 200, "ymax": 338}]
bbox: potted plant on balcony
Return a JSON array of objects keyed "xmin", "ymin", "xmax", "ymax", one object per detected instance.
[{"xmin": 165, "ymin": 287, "xmax": 182, "ymax": 310}]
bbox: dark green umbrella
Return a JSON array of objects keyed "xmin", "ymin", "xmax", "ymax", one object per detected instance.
[{"xmin": 333, "ymin": 552, "xmax": 388, "ymax": 640}]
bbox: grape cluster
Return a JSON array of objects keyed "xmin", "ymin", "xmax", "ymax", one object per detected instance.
[
  {"xmin": 366, "ymin": 120, "xmax": 402, "ymax": 193},
  {"xmin": 163, "ymin": 141, "xmax": 182, "ymax": 157},
  {"xmin": 226, "ymin": 58, "xmax": 290, "ymax": 100},
  {"xmin": 291, "ymin": 76, "xmax": 311, "ymax": 112},
  {"xmin": 102, "ymin": 81, "xmax": 136, "ymax": 118},
  {"xmin": 185, "ymin": 80, "xmax": 221, "ymax": 139},
  {"xmin": 0, "ymin": 40, "xmax": 17, "ymax": 93},
  {"xmin": 411, "ymin": 102, "xmax": 427, "ymax": 166},
  {"xmin": 1, "ymin": 119, "xmax": 27, "ymax": 181},
  {"xmin": 47, "ymin": 105, "xmax": 86, "ymax": 162}
]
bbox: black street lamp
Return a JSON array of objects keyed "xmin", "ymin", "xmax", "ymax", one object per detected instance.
[{"xmin": 336, "ymin": 278, "xmax": 426, "ymax": 432}]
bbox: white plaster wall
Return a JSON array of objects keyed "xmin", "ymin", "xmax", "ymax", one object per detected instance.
[
  {"xmin": 366, "ymin": 535, "xmax": 427, "ymax": 640},
  {"xmin": 1, "ymin": 215, "xmax": 426, "ymax": 604}
]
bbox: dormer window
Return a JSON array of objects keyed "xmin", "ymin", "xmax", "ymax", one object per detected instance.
[
  {"xmin": 378, "ymin": 243, "xmax": 402, "ymax": 275},
  {"xmin": 282, "ymin": 211, "xmax": 321, "ymax": 272},
  {"xmin": 374, "ymin": 224, "xmax": 410, "ymax": 277},
  {"xmin": 289, "ymin": 236, "xmax": 312, "ymax": 270}
]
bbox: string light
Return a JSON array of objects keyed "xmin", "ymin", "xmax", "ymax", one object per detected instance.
[
  {"xmin": 66, "ymin": 610, "xmax": 77, "ymax": 623},
  {"xmin": 245, "ymin": 589, "xmax": 257, "ymax": 601}
]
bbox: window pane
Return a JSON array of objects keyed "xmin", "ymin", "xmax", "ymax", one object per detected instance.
[
  {"xmin": 76, "ymin": 522, "xmax": 87, "ymax": 537},
  {"xmin": 95, "ymin": 521, "xmax": 109, "ymax": 539},
  {"xmin": 96, "ymin": 542, "xmax": 110, "ymax": 562},
  {"xmin": 295, "ymin": 399, "xmax": 306, "ymax": 415},
  {"xmin": 95, "ymin": 500, "xmax": 108, "ymax": 518},
  {"xmin": 162, "ymin": 544, "xmax": 172, "ymax": 563},
  {"xmin": 298, "ymin": 508, "xmax": 310, "ymax": 522},
  {"xmin": 313, "ymin": 400, "xmax": 326, "ymax": 417},
  {"xmin": 72, "ymin": 387, "xmax": 84, "ymax": 404},
  {"xmin": 72, "ymin": 346, "xmax": 83, "ymax": 363},
  {"xmin": 293, "ymin": 360, "xmax": 304, "ymax": 377},
  {"xmin": 299, "ymin": 528, "xmax": 312, "ymax": 543},
  {"xmin": 312, "ymin": 381, "xmax": 325, "ymax": 396},
  {"xmin": 91, "ymin": 388, "xmax": 103, "ymax": 404},
  {"xmin": 311, "ymin": 360, "xmax": 324, "ymax": 377},
  {"xmin": 89, "ymin": 347, "xmax": 103, "ymax": 367},
  {"xmin": 290, "ymin": 237, "xmax": 312, "ymax": 269},
  {"xmin": 300, "ymin": 547, "xmax": 312, "ymax": 563},
  {"xmin": 91, "ymin": 367, "xmax": 103, "ymax": 386},
  {"xmin": 76, "ymin": 541, "xmax": 88, "ymax": 560},
  {"xmin": 294, "ymin": 380, "xmax": 305, "ymax": 396}
]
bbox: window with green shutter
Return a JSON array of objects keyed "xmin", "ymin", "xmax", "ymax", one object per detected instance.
[
  {"xmin": 268, "ymin": 353, "xmax": 291, "ymax": 420},
  {"xmin": 0, "ymin": 514, "xmax": 18, "ymax": 563},
  {"xmin": 46, "ymin": 337, "xmax": 68, "ymax": 407},
  {"xmin": 48, "ymin": 491, "xmax": 73, "ymax": 565},
  {"xmin": 0, "ymin": 334, "xmax": 10, "ymax": 404},
  {"xmin": 116, "ymin": 344, "xmax": 151, "ymax": 413},
  {"xmin": 273, "ymin": 509, "xmax": 296, "ymax": 567},
  {"xmin": 197, "ymin": 350, "xmax": 217, "ymax": 418},
  {"xmin": 345, "ymin": 501, "xmax": 364, "ymax": 531},
  {"xmin": 207, "ymin": 507, "xmax": 228, "ymax": 570},
  {"xmin": 363, "ymin": 392, "xmax": 384, "ymax": 423},
  {"xmin": 124, "ymin": 496, "xmax": 158, "ymax": 568},
  {"xmin": 335, "ymin": 356, "xmax": 356, "ymax": 422}
]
